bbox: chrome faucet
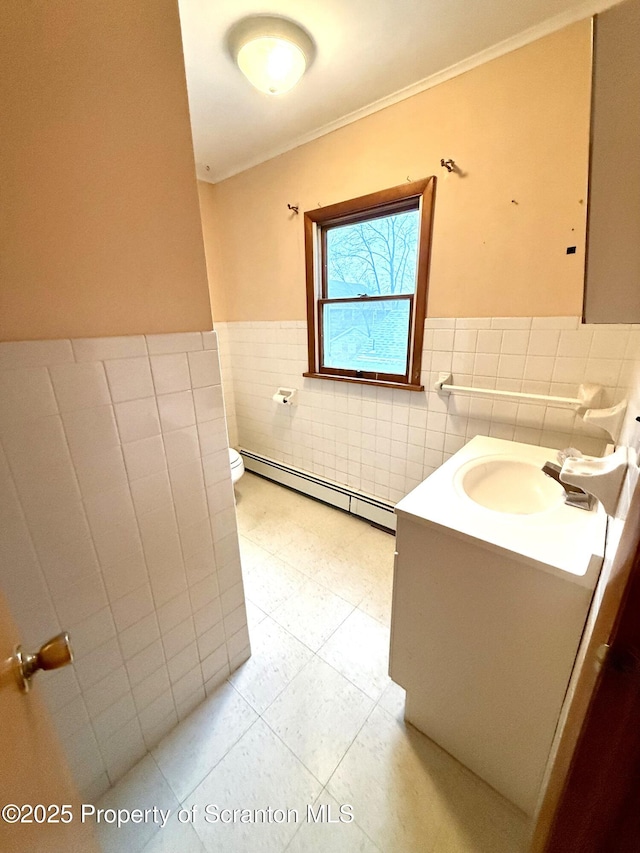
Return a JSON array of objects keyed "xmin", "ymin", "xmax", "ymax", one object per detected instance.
[{"xmin": 541, "ymin": 461, "xmax": 594, "ymax": 510}]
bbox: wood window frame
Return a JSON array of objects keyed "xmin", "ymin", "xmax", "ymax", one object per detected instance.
[{"xmin": 303, "ymin": 177, "xmax": 436, "ymax": 391}]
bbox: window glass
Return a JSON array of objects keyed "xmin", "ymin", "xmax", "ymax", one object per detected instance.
[
  {"xmin": 322, "ymin": 299, "xmax": 411, "ymax": 374},
  {"xmin": 325, "ymin": 209, "xmax": 420, "ymax": 298}
]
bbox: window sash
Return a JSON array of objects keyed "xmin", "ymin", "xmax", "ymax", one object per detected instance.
[
  {"xmin": 318, "ymin": 294, "xmax": 413, "ymax": 382},
  {"xmin": 320, "ymin": 199, "xmax": 421, "ymax": 300}
]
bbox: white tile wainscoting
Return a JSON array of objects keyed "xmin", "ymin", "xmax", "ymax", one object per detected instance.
[
  {"xmin": 217, "ymin": 318, "xmax": 640, "ymax": 504},
  {"xmin": 0, "ymin": 331, "xmax": 249, "ymax": 801}
]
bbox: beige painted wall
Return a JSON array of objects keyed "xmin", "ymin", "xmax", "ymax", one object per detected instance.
[
  {"xmin": 0, "ymin": 0, "xmax": 212, "ymax": 342},
  {"xmin": 200, "ymin": 21, "xmax": 592, "ymax": 322}
]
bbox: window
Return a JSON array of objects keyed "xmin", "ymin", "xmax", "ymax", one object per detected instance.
[{"xmin": 303, "ymin": 177, "xmax": 435, "ymax": 390}]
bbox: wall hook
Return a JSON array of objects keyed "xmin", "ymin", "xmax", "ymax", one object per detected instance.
[
  {"xmin": 287, "ymin": 204, "xmax": 299, "ymax": 215},
  {"xmin": 440, "ymin": 158, "xmax": 455, "ymax": 173}
]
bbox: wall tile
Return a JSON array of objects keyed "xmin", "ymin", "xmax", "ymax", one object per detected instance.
[
  {"xmin": 146, "ymin": 333, "xmax": 203, "ymax": 355},
  {"xmin": 132, "ymin": 665, "xmax": 171, "ymax": 712},
  {"xmin": 114, "ymin": 397, "xmax": 161, "ymax": 443},
  {"xmin": 558, "ymin": 328, "xmax": 593, "ymax": 358},
  {"xmin": 37, "ymin": 534, "xmax": 100, "ymax": 588},
  {"xmin": 202, "ymin": 331, "xmax": 218, "ymax": 350},
  {"xmin": 0, "ymin": 332, "xmax": 245, "ymax": 799},
  {"xmin": 119, "ymin": 613, "xmax": 161, "ymax": 661},
  {"xmin": 122, "ymin": 434, "xmax": 167, "ymax": 481},
  {"xmin": 163, "ymin": 425, "xmax": 200, "ymax": 469},
  {"xmin": 217, "ymin": 317, "xmax": 637, "ymax": 506},
  {"xmin": 150, "ymin": 353, "xmax": 191, "ymax": 395},
  {"xmin": 73, "ymin": 445, "xmax": 128, "ymax": 499},
  {"xmin": 53, "ymin": 572, "xmax": 109, "ymax": 626},
  {"xmin": 50, "ymin": 362, "xmax": 111, "ymax": 411},
  {"xmin": 491, "ymin": 317, "xmax": 531, "ymax": 330},
  {"xmin": 501, "ymin": 330, "xmax": 529, "ymax": 355},
  {"xmin": 92, "ymin": 520, "xmax": 143, "ymax": 570},
  {"xmin": 0, "ymin": 367, "xmax": 58, "ymax": 428},
  {"xmin": 130, "ymin": 470, "xmax": 173, "ymax": 517},
  {"xmin": 105, "ymin": 357, "xmax": 155, "ymax": 403},
  {"xmin": 63, "ymin": 406, "xmax": 120, "ymax": 456},
  {"xmin": 157, "ymin": 391, "xmax": 196, "ymax": 432},
  {"xmin": 590, "ymin": 328, "xmax": 628, "ymax": 360},
  {"xmin": 477, "ymin": 330, "xmax": 502, "ymax": 354},
  {"xmin": 0, "ymin": 339, "xmax": 74, "ymax": 369},
  {"xmin": 72, "ymin": 336, "xmax": 147, "ymax": 362},
  {"xmin": 101, "ymin": 549, "xmax": 149, "ymax": 603},
  {"xmin": 188, "ymin": 350, "xmax": 221, "ymax": 388},
  {"xmin": 70, "ymin": 607, "xmax": 117, "ymax": 659},
  {"xmin": 193, "ymin": 386, "xmax": 225, "ymax": 422},
  {"xmin": 528, "ymin": 329, "xmax": 560, "ymax": 357},
  {"xmin": 84, "ymin": 485, "xmax": 137, "ymax": 538}
]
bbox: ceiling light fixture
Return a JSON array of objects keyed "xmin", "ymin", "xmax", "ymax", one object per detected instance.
[{"xmin": 227, "ymin": 15, "xmax": 315, "ymax": 96}]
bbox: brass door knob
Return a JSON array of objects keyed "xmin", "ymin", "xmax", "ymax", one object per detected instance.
[{"xmin": 14, "ymin": 632, "xmax": 74, "ymax": 693}]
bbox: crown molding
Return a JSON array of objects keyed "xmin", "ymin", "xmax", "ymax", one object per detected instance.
[{"xmin": 199, "ymin": 0, "xmax": 622, "ymax": 185}]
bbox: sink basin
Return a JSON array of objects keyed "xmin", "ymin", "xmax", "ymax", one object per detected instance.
[
  {"xmin": 395, "ymin": 436, "xmax": 606, "ymax": 586},
  {"xmin": 455, "ymin": 455, "xmax": 566, "ymax": 515}
]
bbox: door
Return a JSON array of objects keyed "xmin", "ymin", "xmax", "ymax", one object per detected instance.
[
  {"xmin": 530, "ymin": 475, "xmax": 640, "ymax": 851},
  {"xmin": 0, "ymin": 592, "xmax": 99, "ymax": 853}
]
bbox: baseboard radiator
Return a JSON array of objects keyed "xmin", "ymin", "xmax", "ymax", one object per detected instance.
[{"xmin": 240, "ymin": 449, "xmax": 397, "ymax": 532}]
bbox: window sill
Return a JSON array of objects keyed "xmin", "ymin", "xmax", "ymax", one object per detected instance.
[{"xmin": 302, "ymin": 372, "xmax": 424, "ymax": 392}]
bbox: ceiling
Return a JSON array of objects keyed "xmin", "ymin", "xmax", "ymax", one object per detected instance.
[{"xmin": 178, "ymin": 0, "xmax": 613, "ymax": 183}]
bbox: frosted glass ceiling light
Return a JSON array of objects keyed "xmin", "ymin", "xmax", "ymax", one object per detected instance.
[{"xmin": 227, "ymin": 16, "xmax": 315, "ymax": 95}]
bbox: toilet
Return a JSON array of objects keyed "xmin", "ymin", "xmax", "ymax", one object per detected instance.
[{"xmin": 229, "ymin": 448, "xmax": 245, "ymax": 484}]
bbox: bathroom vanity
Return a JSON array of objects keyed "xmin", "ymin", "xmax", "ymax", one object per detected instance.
[{"xmin": 389, "ymin": 436, "xmax": 607, "ymax": 815}]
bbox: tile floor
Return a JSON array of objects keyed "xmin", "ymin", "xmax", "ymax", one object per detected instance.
[{"xmin": 95, "ymin": 472, "xmax": 530, "ymax": 853}]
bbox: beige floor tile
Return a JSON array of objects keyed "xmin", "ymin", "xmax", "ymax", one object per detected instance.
[
  {"xmin": 345, "ymin": 526, "xmax": 396, "ymax": 580},
  {"xmin": 242, "ymin": 551, "xmax": 306, "ymax": 614},
  {"xmin": 233, "ymin": 500, "xmax": 263, "ymax": 533},
  {"xmin": 318, "ymin": 608, "xmax": 392, "ymax": 700},
  {"xmin": 377, "ymin": 680, "xmax": 406, "ymax": 721},
  {"xmin": 245, "ymin": 599, "xmax": 268, "ymax": 630},
  {"xmin": 312, "ymin": 551, "xmax": 374, "ymax": 607},
  {"xmin": 229, "ymin": 616, "xmax": 313, "ymax": 713},
  {"xmin": 243, "ymin": 515, "xmax": 306, "ymax": 554},
  {"xmin": 326, "ymin": 706, "xmax": 462, "ymax": 853},
  {"xmin": 152, "ymin": 681, "xmax": 257, "ymax": 802},
  {"xmin": 275, "ymin": 527, "xmax": 337, "ymax": 578},
  {"xmin": 285, "ymin": 790, "xmax": 381, "ymax": 852},
  {"xmin": 95, "ymin": 755, "xmax": 179, "ymax": 853},
  {"xmin": 431, "ymin": 765, "xmax": 530, "ymax": 853},
  {"xmin": 233, "ymin": 480, "xmax": 271, "ymax": 532},
  {"xmin": 238, "ymin": 534, "xmax": 272, "ymax": 570},
  {"xmin": 358, "ymin": 573, "xmax": 393, "ymax": 626},
  {"xmin": 140, "ymin": 811, "xmax": 206, "ymax": 853},
  {"xmin": 99, "ymin": 473, "xmax": 532, "ymax": 853},
  {"xmin": 270, "ymin": 577, "xmax": 354, "ymax": 651},
  {"xmin": 185, "ymin": 719, "xmax": 322, "ymax": 853},
  {"xmin": 292, "ymin": 499, "xmax": 362, "ymax": 540},
  {"xmin": 263, "ymin": 657, "xmax": 373, "ymax": 784}
]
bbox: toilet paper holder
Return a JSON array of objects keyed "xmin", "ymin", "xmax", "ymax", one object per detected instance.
[{"xmin": 272, "ymin": 387, "xmax": 297, "ymax": 405}]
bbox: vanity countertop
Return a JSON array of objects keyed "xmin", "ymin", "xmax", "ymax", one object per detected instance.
[{"xmin": 395, "ymin": 435, "xmax": 607, "ymax": 588}]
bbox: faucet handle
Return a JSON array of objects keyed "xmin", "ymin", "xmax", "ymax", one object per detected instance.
[{"xmin": 542, "ymin": 462, "xmax": 587, "ymax": 495}]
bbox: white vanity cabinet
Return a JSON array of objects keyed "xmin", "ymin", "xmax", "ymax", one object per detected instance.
[{"xmin": 389, "ymin": 436, "xmax": 607, "ymax": 815}]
